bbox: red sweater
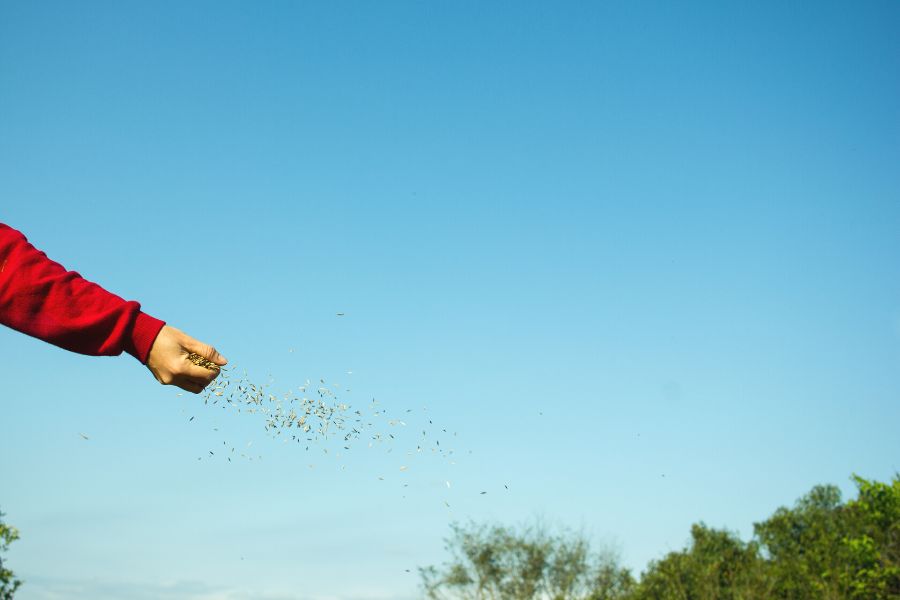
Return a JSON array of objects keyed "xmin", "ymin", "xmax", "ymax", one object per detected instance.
[{"xmin": 0, "ymin": 223, "xmax": 165, "ymax": 364}]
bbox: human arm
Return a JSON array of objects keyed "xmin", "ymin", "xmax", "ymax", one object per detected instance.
[{"xmin": 0, "ymin": 223, "xmax": 225, "ymax": 393}]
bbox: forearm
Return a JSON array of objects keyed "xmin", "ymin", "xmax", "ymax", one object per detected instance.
[{"xmin": 0, "ymin": 223, "xmax": 165, "ymax": 363}]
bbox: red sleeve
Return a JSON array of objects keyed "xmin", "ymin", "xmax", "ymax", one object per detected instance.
[{"xmin": 0, "ymin": 223, "xmax": 166, "ymax": 364}]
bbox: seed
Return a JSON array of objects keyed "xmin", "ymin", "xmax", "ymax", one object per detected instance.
[
  {"xmin": 188, "ymin": 357, "xmax": 464, "ymax": 497},
  {"xmin": 187, "ymin": 352, "xmax": 220, "ymax": 371}
]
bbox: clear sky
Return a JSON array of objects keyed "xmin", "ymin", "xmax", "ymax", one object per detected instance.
[{"xmin": 1, "ymin": 1, "xmax": 899, "ymax": 598}]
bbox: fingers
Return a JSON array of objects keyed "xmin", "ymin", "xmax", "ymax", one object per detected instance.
[
  {"xmin": 173, "ymin": 378, "xmax": 203, "ymax": 394},
  {"xmin": 182, "ymin": 336, "xmax": 228, "ymax": 366},
  {"xmin": 174, "ymin": 376, "xmax": 210, "ymax": 395},
  {"xmin": 146, "ymin": 326, "xmax": 228, "ymax": 393},
  {"xmin": 181, "ymin": 359, "xmax": 222, "ymax": 383}
]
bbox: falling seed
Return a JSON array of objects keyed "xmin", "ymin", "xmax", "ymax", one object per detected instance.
[
  {"xmin": 78, "ymin": 433, "xmax": 89, "ymax": 440},
  {"xmin": 446, "ymin": 481, "xmax": 451, "ymax": 489},
  {"xmin": 191, "ymin": 358, "xmax": 465, "ymax": 483}
]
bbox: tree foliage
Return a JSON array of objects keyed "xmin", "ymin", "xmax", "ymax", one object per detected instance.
[
  {"xmin": 0, "ymin": 509, "xmax": 21, "ymax": 600},
  {"xmin": 752, "ymin": 477, "xmax": 900, "ymax": 599},
  {"xmin": 422, "ymin": 474, "xmax": 900, "ymax": 600},
  {"xmin": 420, "ymin": 521, "xmax": 634, "ymax": 600},
  {"xmin": 630, "ymin": 475, "xmax": 900, "ymax": 600},
  {"xmin": 632, "ymin": 523, "xmax": 770, "ymax": 600}
]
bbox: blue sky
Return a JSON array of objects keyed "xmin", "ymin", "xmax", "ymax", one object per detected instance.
[{"xmin": 1, "ymin": 1, "xmax": 899, "ymax": 598}]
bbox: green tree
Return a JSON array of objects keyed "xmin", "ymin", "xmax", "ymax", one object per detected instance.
[
  {"xmin": 629, "ymin": 523, "xmax": 770, "ymax": 600},
  {"xmin": 424, "ymin": 475, "xmax": 900, "ymax": 600},
  {"xmin": 754, "ymin": 484, "xmax": 848, "ymax": 599},
  {"xmin": 0, "ymin": 510, "xmax": 22, "ymax": 600},
  {"xmin": 420, "ymin": 521, "xmax": 634, "ymax": 600},
  {"xmin": 629, "ymin": 475, "xmax": 900, "ymax": 600},
  {"xmin": 841, "ymin": 475, "xmax": 900, "ymax": 598},
  {"xmin": 754, "ymin": 475, "xmax": 900, "ymax": 600}
]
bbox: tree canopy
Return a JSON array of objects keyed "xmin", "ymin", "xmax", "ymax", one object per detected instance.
[
  {"xmin": 0, "ymin": 509, "xmax": 21, "ymax": 600},
  {"xmin": 422, "ymin": 474, "xmax": 900, "ymax": 600},
  {"xmin": 420, "ymin": 521, "xmax": 633, "ymax": 600}
]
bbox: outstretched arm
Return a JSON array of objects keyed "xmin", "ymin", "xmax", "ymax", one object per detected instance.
[{"xmin": 0, "ymin": 223, "xmax": 226, "ymax": 393}]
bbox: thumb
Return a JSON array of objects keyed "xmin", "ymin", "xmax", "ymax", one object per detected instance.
[{"xmin": 183, "ymin": 336, "xmax": 228, "ymax": 366}]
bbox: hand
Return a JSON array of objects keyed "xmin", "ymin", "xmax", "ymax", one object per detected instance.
[{"xmin": 145, "ymin": 325, "xmax": 228, "ymax": 394}]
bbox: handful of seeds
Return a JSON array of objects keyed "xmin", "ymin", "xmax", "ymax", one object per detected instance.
[{"xmin": 187, "ymin": 352, "xmax": 221, "ymax": 371}]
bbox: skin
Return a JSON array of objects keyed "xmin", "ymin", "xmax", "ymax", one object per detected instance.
[{"xmin": 145, "ymin": 325, "xmax": 228, "ymax": 394}]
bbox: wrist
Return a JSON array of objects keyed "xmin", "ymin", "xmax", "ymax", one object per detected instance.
[{"xmin": 126, "ymin": 312, "xmax": 167, "ymax": 364}]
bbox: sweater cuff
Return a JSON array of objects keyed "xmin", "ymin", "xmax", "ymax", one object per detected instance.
[{"xmin": 126, "ymin": 311, "xmax": 167, "ymax": 364}]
